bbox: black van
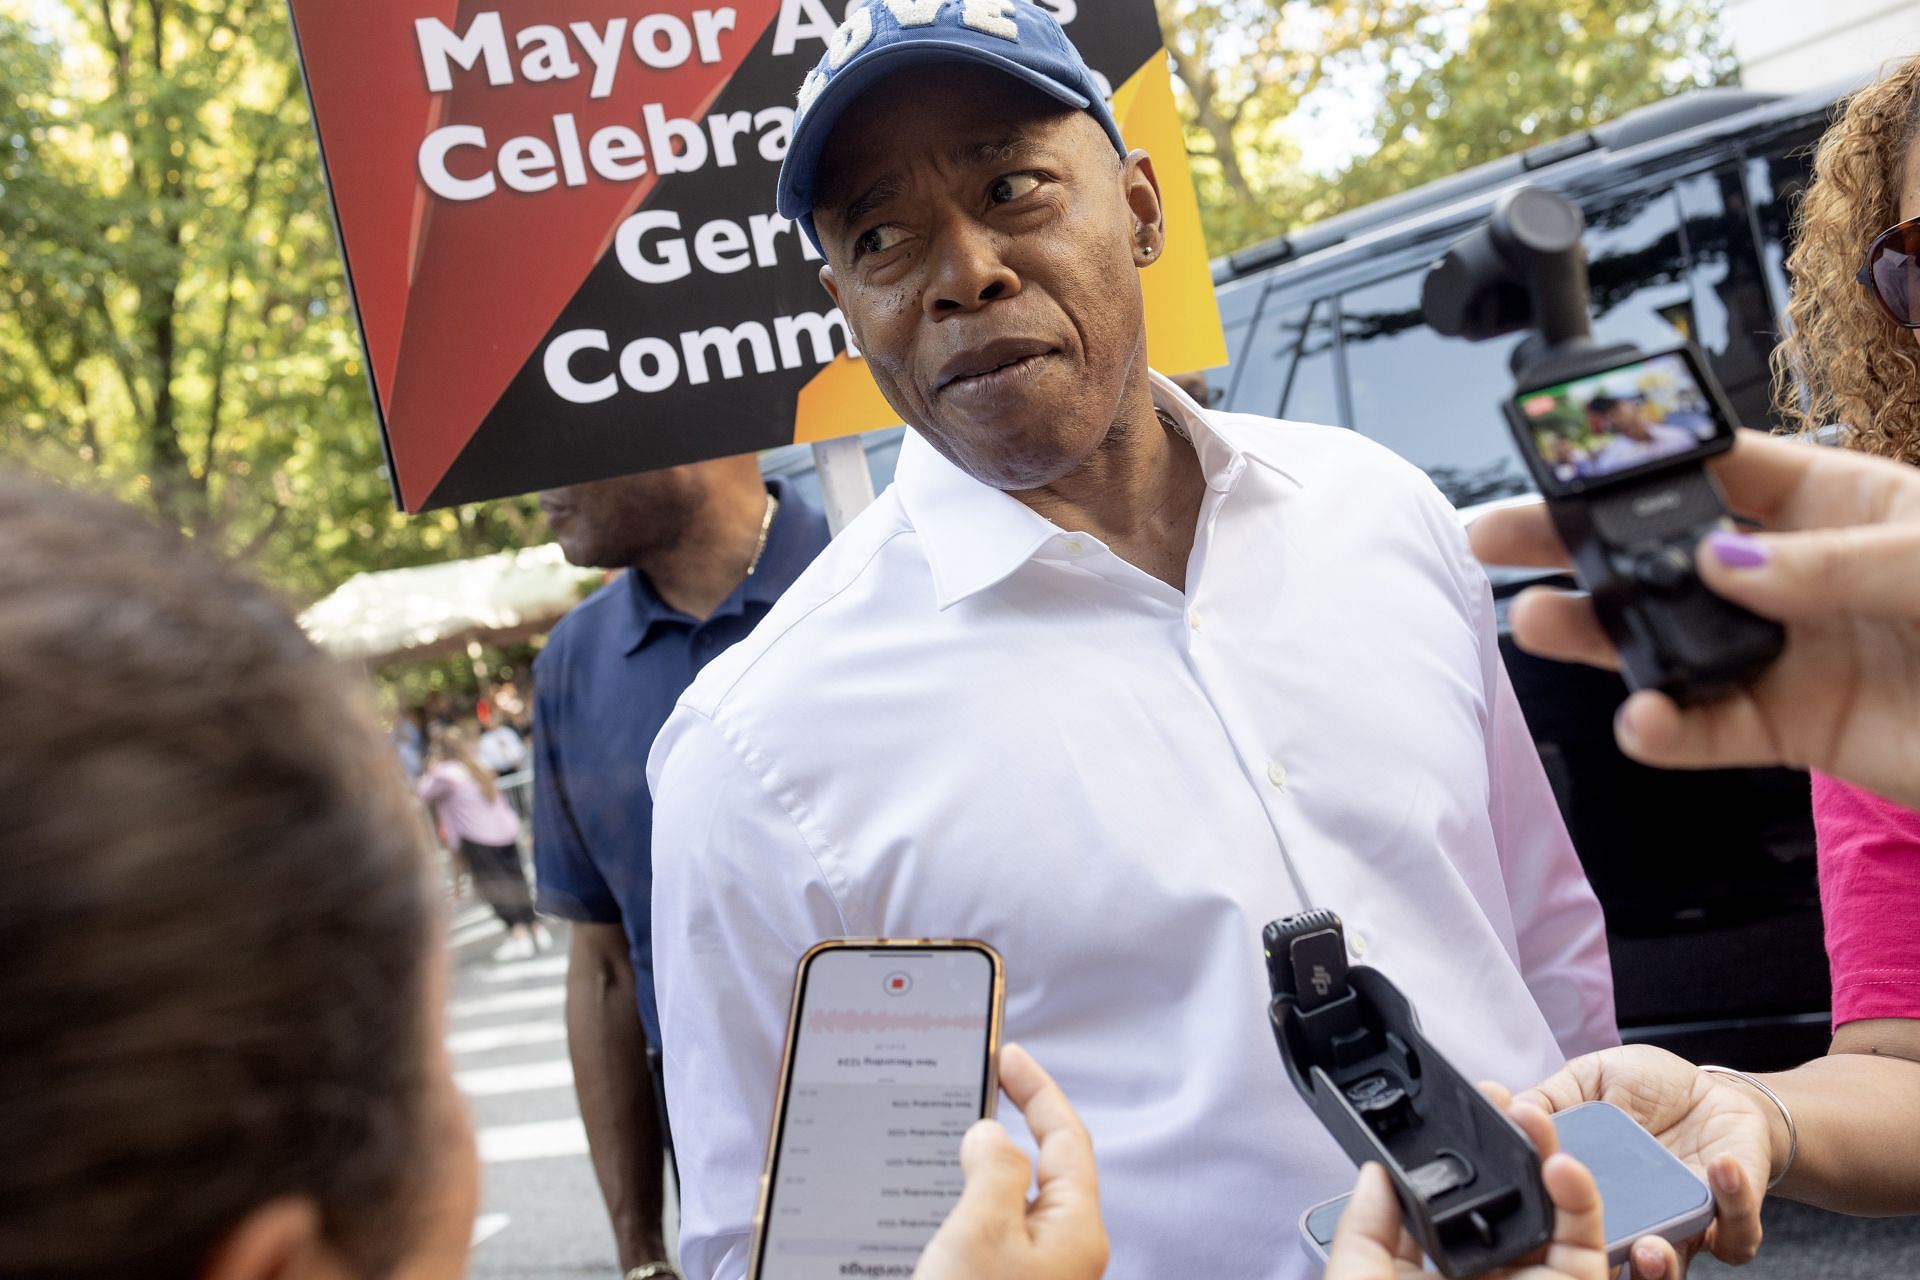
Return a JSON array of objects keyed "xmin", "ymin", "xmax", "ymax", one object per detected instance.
[{"xmin": 1206, "ymin": 82, "xmax": 1859, "ymax": 1066}]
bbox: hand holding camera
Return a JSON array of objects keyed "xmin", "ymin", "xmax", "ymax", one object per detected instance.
[
  {"xmin": 1424, "ymin": 186, "xmax": 1785, "ymax": 706},
  {"xmin": 1470, "ymin": 429, "xmax": 1920, "ymax": 809}
]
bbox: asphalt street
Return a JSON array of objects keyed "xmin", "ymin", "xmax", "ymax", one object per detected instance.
[{"xmin": 447, "ymin": 901, "xmax": 1920, "ymax": 1280}]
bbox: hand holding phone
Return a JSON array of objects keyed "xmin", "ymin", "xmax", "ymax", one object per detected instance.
[
  {"xmin": 913, "ymin": 1043, "xmax": 1109, "ymax": 1280},
  {"xmin": 1302, "ymin": 1101, "xmax": 1704, "ymax": 1277},
  {"xmin": 749, "ymin": 939, "xmax": 1005, "ymax": 1280}
]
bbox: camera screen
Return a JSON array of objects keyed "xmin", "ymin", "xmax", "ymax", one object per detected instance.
[{"xmin": 1514, "ymin": 351, "xmax": 1724, "ymax": 489}]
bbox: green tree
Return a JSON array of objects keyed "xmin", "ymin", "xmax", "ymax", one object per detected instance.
[
  {"xmin": 1162, "ymin": 0, "xmax": 1737, "ymax": 255},
  {"xmin": 0, "ymin": 2, "xmax": 542, "ymax": 603}
]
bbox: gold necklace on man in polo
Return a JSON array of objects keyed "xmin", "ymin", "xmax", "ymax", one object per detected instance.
[{"xmin": 745, "ymin": 493, "xmax": 779, "ymax": 576}]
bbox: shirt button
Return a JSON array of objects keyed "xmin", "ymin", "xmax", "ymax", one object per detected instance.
[
  {"xmin": 1063, "ymin": 538, "xmax": 1084, "ymax": 556},
  {"xmin": 1348, "ymin": 931, "xmax": 1368, "ymax": 960},
  {"xmin": 1266, "ymin": 761, "xmax": 1288, "ymax": 789},
  {"xmin": 1188, "ymin": 610, "xmax": 1202, "ymax": 632}
]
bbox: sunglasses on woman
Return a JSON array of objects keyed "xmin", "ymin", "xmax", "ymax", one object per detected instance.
[{"xmin": 1858, "ymin": 213, "xmax": 1920, "ymax": 328}]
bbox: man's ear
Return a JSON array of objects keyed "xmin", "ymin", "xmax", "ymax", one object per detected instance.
[
  {"xmin": 1122, "ymin": 149, "xmax": 1166, "ymax": 265},
  {"xmin": 200, "ymin": 1198, "xmax": 343, "ymax": 1280}
]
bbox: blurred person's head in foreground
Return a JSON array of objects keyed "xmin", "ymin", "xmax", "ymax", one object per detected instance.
[
  {"xmin": 1775, "ymin": 53, "xmax": 1920, "ymax": 465},
  {"xmin": 775, "ymin": 0, "xmax": 1168, "ymax": 492},
  {"xmin": 0, "ymin": 475, "xmax": 478, "ymax": 1280}
]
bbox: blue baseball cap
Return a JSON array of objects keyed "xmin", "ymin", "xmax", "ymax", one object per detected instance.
[{"xmin": 775, "ymin": 0, "xmax": 1126, "ymax": 254}]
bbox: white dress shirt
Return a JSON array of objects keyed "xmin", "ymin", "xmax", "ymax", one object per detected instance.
[{"xmin": 647, "ymin": 372, "xmax": 1617, "ymax": 1280}]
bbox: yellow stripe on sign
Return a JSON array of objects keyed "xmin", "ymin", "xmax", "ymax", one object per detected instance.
[
  {"xmin": 1110, "ymin": 52, "xmax": 1230, "ymax": 376},
  {"xmin": 795, "ymin": 349, "xmax": 899, "ymax": 444},
  {"xmin": 789, "ymin": 49, "xmax": 1228, "ymax": 446}
]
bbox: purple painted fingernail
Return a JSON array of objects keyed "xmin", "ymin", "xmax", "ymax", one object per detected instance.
[{"xmin": 1707, "ymin": 530, "xmax": 1769, "ymax": 569}]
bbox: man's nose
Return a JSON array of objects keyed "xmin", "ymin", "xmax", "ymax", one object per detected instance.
[{"xmin": 923, "ymin": 216, "xmax": 1020, "ymax": 319}]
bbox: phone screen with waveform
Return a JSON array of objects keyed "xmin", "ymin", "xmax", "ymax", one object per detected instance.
[{"xmin": 758, "ymin": 945, "xmax": 997, "ymax": 1280}]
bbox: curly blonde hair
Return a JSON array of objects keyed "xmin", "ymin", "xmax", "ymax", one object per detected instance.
[{"xmin": 1772, "ymin": 57, "xmax": 1920, "ymax": 464}]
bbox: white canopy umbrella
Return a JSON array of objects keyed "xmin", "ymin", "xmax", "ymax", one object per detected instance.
[{"xmin": 299, "ymin": 543, "xmax": 604, "ymax": 665}]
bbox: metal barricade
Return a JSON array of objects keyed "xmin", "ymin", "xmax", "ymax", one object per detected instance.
[{"xmin": 497, "ymin": 767, "xmax": 534, "ymax": 823}]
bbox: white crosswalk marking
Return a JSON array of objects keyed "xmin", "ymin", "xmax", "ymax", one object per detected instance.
[
  {"xmin": 471, "ymin": 1213, "xmax": 511, "ymax": 1247},
  {"xmin": 480, "ymin": 954, "xmax": 570, "ymax": 983},
  {"xmin": 446, "ymin": 1020, "xmax": 566, "ymax": 1054},
  {"xmin": 450, "ymin": 984, "xmax": 565, "ymax": 1018},
  {"xmin": 456, "ymin": 1057, "xmax": 575, "ymax": 1097},
  {"xmin": 478, "ymin": 1118, "xmax": 590, "ymax": 1163},
  {"xmin": 451, "ymin": 911, "xmax": 507, "ymax": 949}
]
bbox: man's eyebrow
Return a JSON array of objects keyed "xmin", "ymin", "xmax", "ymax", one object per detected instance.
[
  {"xmin": 841, "ymin": 174, "xmax": 907, "ymax": 228},
  {"xmin": 949, "ymin": 135, "xmax": 1044, "ymax": 169}
]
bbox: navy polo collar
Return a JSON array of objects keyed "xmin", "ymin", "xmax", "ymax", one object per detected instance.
[{"xmin": 619, "ymin": 476, "xmax": 810, "ymax": 654}]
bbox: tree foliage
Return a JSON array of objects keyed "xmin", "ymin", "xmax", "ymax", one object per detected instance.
[
  {"xmin": 1163, "ymin": 0, "xmax": 1738, "ymax": 255},
  {"xmin": 0, "ymin": 1, "xmax": 542, "ymax": 603}
]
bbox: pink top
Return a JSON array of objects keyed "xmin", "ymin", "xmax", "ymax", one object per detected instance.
[
  {"xmin": 1813, "ymin": 770, "xmax": 1920, "ymax": 1026},
  {"xmin": 417, "ymin": 761, "xmax": 521, "ymax": 847}
]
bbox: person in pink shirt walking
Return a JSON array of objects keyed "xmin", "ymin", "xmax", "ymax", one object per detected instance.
[{"xmin": 419, "ymin": 722, "xmax": 546, "ymax": 961}]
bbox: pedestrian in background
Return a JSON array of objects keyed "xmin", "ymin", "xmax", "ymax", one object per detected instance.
[
  {"xmin": 477, "ymin": 717, "xmax": 529, "ymax": 776},
  {"xmin": 420, "ymin": 722, "xmax": 546, "ymax": 962}
]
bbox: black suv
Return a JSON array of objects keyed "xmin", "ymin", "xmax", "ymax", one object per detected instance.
[{"xmin": 1208, "ymin": 82, "xmax": 1858, "ymax": 1067}]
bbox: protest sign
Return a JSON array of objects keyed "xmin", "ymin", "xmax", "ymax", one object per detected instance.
[{"xmin": 288, "ymin": 0, "xmax": 1226, "ymax": 510}]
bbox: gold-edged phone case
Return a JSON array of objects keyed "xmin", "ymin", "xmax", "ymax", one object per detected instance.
[{"xmin": 745, "ymin": 938, "xmax": 1006, "ymax": 1280}]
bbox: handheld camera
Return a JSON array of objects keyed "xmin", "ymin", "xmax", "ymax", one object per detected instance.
[
  {"xmin": 1265, "ymin": 910, "xmax": 1553, "ymax": 1277},
  {"xmin": 1422, "ymin": 186, "xmax": 1783, "ymax": 705}
]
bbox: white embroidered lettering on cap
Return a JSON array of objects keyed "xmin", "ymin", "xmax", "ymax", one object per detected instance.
[
  {"xmin": 824, "ymin": 4, "xmax": 875, "ymax": 69},
  {"xmin": 960, "ymin": 0, "xmax": 1018, "ymax": 39},
  {"xmin": 881, "ymin": 0, "xmax": 943, "ymax": 24},
  {"xmin": 796, "ymin": 65, "xmax": 828, "ymax": 114}
]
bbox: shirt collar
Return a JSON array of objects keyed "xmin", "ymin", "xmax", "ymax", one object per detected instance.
[
  {"xmin": 618, "ymin": 476, "xmax": 813, "ymax": 654},
  {"xmin": 896, "ymin": 370, "xmax": 1254, "ymax": 611}
]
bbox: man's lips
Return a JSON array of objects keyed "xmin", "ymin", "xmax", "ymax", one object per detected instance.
[{"xmin": 933, "ymin": 338, "xmax": 1059, "ymax": 394}]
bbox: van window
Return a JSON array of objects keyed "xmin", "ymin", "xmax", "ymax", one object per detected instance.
[
  {"xmin": 1337, "ymin": 273, "xmax": 1531, "ymax": 506},
  {"xmin": 1675, "ymin": 167, "xmax": 1784, "ymax": 427},
  {"xmin": 1221, "ymin": 290, "xmax": 1306, "ymax": 421},
  {"xmin": 1584, "ymin": 188, "xmax": 1696, "ymax": 351},
  {"xmin": 1749, "ymin": 135, "xmax": 1820, "ymax": 315},
  {"xmin": 1280, "ymin": 300, "xmax": 1343, "ymax": 426}
]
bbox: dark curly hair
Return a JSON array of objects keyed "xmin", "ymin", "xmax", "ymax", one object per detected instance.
[
  {"xmin": 1772, "ymin": 58, "xmax": 1920, "ymax": 464},
  {"xmin": 0, "ymin": 475, "xmax": 441, "ymax": 1279}
]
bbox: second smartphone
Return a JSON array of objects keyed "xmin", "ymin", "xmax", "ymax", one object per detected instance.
[
  {"xmin": 1298, "ymin": 1100, "xmax": 1715, "ymax": 1270},
  {"xmin": 747, "ymin": 939, "xmax": 1006, "ymax": 1280}
]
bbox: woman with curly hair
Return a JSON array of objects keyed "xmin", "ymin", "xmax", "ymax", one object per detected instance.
[{"xmin": 1772, "ymin": 55, "xmax": 1920, "ymax": 466}]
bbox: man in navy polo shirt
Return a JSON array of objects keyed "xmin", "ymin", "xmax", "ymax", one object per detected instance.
[{"xmin": 532, "ymin": 453, "xmax": 829, "ymax": 1279}]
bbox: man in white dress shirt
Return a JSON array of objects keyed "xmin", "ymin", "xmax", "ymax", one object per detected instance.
[{"xmin": 646, "ymin": 4, "xmax": 1618, "ymax": 1277}]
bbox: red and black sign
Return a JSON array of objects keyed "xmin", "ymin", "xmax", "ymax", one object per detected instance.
[{"xmin": 288, "ymin": 0, "xmax": 1222, "ymax": 511}]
